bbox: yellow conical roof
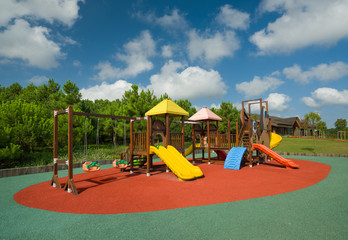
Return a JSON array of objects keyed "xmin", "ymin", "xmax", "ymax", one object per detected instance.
[{"xmin": 145, "ymin": 99, "xmax": 189, "ymax": 118}]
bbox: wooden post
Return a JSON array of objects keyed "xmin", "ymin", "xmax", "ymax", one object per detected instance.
[
  {"xmin": 192, "ymin": 124, "xmax": 195, "ymax": 162},
  {"xmin": 130, "ymin": 119, "xmax": 134, "ymax": 172},
  {"xmin": 228, "ymin": 120, "xmax": 231, "ymax": 149},
  {"xmin": 64, "ymin": 106, "xmax": 77, "ymax": 195},
  {"xmin": 207, "ymin": 120, "xmax": 211, "ymax": 163},
  {"xmin": 51, "ymin": 110, "xmax": 61, "ymax": 188},
  {"xmin": 216, "ymin": 121, "xmax": 219, "ymax": 148},
  {"xmin": 165, "ymin": 114, "xmax": 170, "ymax": 172},
  {"xmin": 146, "ymin": 116, "xmax": 151, "ymax": 176},
  {"xmin": 165, "ymin": 114, "xmax": 169, "ymax": 147},
  {"xmin": 236, "ymin": 121, "xmax": 239, "ymax": 147},
  {"xmin": 181, "ymin": 116, "xmax": 185, "ymax": 155},
  {"xmin": 202, "ymin": 122, "xmax": 204, "ymax": 160}
]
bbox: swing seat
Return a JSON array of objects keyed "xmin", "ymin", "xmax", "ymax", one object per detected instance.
[
  {"xmin": 113, "ymin": 159, "xmax": 128, "ymax": 170},
  {"xmin": 83, "ymin": 161, "xmax": 101, "ymax": 172}
]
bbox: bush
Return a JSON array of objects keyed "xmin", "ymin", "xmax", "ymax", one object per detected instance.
[{"xmin": 0, "ymin": 143, "xmax": 23, "ymax": 168}]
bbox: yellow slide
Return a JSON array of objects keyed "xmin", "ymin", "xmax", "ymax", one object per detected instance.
[
  {"xmin": 184, "ymin": 143, "xmax": 201, "ymax": 157},
  {"xmin": 167, "ymin": 145, "xmax": 203, "ymax": 178},
  {"xmin": 270, "ymin": 132, "xmax": 282, "ymax": 149},
  {"xmin": 150, "ymin": 145, "xmax": 203, "ymax": 181}
]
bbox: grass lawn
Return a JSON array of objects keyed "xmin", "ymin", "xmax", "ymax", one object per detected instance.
[{"xmin": 274, "ymin": 136, "xmax": 348, "ymax": 154}]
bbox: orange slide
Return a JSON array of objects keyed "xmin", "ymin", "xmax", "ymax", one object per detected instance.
[{"xmin": 253, "ymin": 144, "xmax": 299, "ymax": 169}]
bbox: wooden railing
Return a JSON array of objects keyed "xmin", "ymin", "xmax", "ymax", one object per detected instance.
[
  {"xmin": 132, "ymin": 132, "xmax": 147, "ymax": 152},
  {"xmin": 170, "ymin": 132, "xmax": 183, "ymax": 151},
  {"xmin": 208, "ymin": 134, "xmax": 237, "ymax": 148},
  {"xmin": 231, "ymin": 134, "xmax": 237, "ymax": 147}
]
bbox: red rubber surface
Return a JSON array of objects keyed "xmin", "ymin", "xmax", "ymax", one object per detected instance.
[{"xmin": 14, "ymin": 159, "xmax": 330, "ymax": 214}]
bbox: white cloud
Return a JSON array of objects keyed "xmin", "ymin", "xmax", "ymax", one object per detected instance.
[
  {"xmin": 135, "ymin": 8, "xmax": 188, "ymax": 31},
  {"xmin": 302, "ymin": 87, "xmax": 348, "ymax": 107},
  {"xmin": 235, "ymin": 75, "xmax": 284, "ymax": 97},
  {"xmin": 147, "ymin": 60, "xmax": 227, "ymax": 100},
  {"xmin": 156, "ymin": 9, "xmax": 188, "ymax": 30},
  {"xmin": 73, "ymin": 60, "xmax": 81, "ymax": 67},
  {"xmin": 80, "ymin": 80, "xmax": 133, "ymax": 101},
  {"xmin": 283, "ymin": 61, "xmax": 348, "ymax": 84},
  {"xmin": 93, "ymin": 61, "xmax": 120, "ymax": 80},
  {"xmin": 94, "ymin": 30, "xmax": 156, "ymax": 80},
  {"xmin": 28, "ymin": 75, "xmax": 49, "ymax": 85},
  {"xmin": 0, "ymin": 19, "xmax": 63, "ymax": 69},
  {"xmin": 0, "ymin": 0, "xmax": 83, "ymax": 27},
  {"xmin": 161, "ymin": 45, "xmax": 173, "ymax": 58},
  {"xmin": 188, "ymin": 29, "xmax": 240, "ymax": 63},
  {"xmin": 266, "ymin": 93, "xmax": 291, "ymax": 111},
  {"xmin": 250, "ymin": 0, "xmax": 348, "ymax": 54},
  {"xmin": 216, "ymin": 4, "xmax": 250, "ymax": 30}
]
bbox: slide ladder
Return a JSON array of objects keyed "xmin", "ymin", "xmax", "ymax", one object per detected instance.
[
  {"xmin": 224, "ymin": 147, "xmax": 248, "ymax": 170},
  {"xmin": 253, "ymin": 144, "xmax": 299, "ymax": 169}
]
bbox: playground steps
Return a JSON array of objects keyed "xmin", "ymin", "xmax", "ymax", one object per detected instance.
[
  {"xmin": 240, "ymin": 130, "xmax": 253, "ymax": 165},
  {"xmin": 241, "ymin": 131, "xmax": 251, "ymax": 148}
]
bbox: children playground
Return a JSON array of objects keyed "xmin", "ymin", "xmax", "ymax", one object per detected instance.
[{"xmin": 2, "ymin": 99, "xmax": 348, "ymax": 239}]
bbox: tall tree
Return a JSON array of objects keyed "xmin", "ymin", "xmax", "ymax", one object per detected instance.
[
  {"xmin": 0, "ymin": 100, "xmax": 52, "ymax": 152},
  {"xmin": 63, "ymin": 80, "xmax": 82, "ymax": 106},
  {"xmin": 0, "ymin": 83, "xmax": 22, "ymax": 102},
  {"xmin": 211, "ymin": 101, "xmax": 240, "ymax": 133},
  {"xmin": 18, "ymin": 83, "xmax": 38, "ymax": 103},
  {"xmin": 335, "ymin": 118, "xmax": 347, "ymax": 131},
  {"xmin": 304, "ymin": 112, "xmax": 322, "ymax": 136}
]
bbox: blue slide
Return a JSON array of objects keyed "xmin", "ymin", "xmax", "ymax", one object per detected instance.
[{"xmin": 224, "ymin": 147, "xmax": 247, "ymax": 170}]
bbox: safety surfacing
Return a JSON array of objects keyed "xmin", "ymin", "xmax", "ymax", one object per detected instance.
[{"xmin": 14, "ymin": 159, "xmax": 330, "ymax": 214}]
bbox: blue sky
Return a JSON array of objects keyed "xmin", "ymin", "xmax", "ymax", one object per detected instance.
[{"xmin": 0, "ymin": 0, "xmax": 348, "ymax": 128}]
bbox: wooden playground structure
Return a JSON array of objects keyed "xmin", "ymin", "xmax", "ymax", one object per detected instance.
[
  {"xmin": 128, "ymin": 99, "xmax": 187, "ymax": 176},
  {"xmin": 50, "ymin": 106, "xmax": 135, "ymax": 195},
  {"xmin": 51, "ymin": 100, "xmax": 191, "ymax": 195},
  {"xmin": 188, "ymin": 107, "xmax": 236, "ymax": 163},
  {"xmin": 50, "ymin": 98, "xmax": 297, "ymax": 195},
  {"xmin": 236, "ymin": 98, "xmax": 272, "ymax": 166}
]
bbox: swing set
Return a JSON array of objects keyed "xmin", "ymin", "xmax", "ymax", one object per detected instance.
[{"xmin": 50, "ymin": 106, "xmax": 135, "ymax": 195}]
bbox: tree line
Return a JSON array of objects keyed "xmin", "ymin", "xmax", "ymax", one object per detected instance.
[
  {"xmin": 301, "ymin": 112, "xmax": 347, "ymax": 138},
  {"xmin": 0, "ymin": 80, "xmax": 239, "ymax": 168},
  {"xmin": 1, "ymin": 79, "xmax": 346, "ymax": 169}
]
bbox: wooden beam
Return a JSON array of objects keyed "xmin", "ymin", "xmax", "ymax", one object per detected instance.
[
  {"xmin": 228, "ymin": 120, "xmax": 231, "ymax": 149},
  {"xmin": 207, "ymin": 120, "xmax": 210, "ymax": 163},
  {"xmin": 236, "ymin": 121, "xmax": 239, "ymax": 147},
  {"xmin": 146, "ymin": 116, "xmax": 151, "ymax": 176},
  {"xmin": 72, "ymin": 111, "xmax": 137, "ymax": 120},
  {"xmin": 51, "ymin": 110, "xmax": 61, "ymax": 189},
  {"xmin": 165, "ymin": 114, "xmax": 169, "ymax": 147},
  {"xmin": 64, "ymin": 106, "xmax": 77, "ymax": 195},
  {"xmin": 130, "ymin": 119, "xmax": 134, "ymax": 171},
  {"xmin": 181, "ymin": 116, "xmax": 184, "ymax": 155},
  {"xmin": 192, "ymin": 123, "xmax": 195, "ymax": 161}
]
